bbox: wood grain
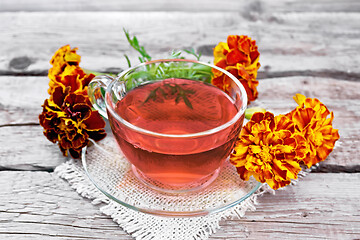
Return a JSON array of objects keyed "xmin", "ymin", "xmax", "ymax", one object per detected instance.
[
  {"xmin": 216, "ymin": 172, "xmax": 360, "ymax": 239},
  {"xmin": 0, "ymin": 125, "xmax": 66, "ymax": 171},
  {"xmin": 1, "ymin": 0, "xmax": 359, "ymax": 12},
  {"xmin": 0, "ymin": 171, "xmax": 130, "ymax": 239},
  {"xmin": 1, "ymin": 11, "xmax": 359, "ymax": 77},
  {"xmin": 0, "ymin": 171, "xmax": 358, "ymax": 239},
  {"xmin": 0, "ymin": 77, "xmax": 48, "ymax": 126}
]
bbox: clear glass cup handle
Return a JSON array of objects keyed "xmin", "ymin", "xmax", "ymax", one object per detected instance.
[{"xmin": 88, "ymin": 75, "xmax": 114, "ymax": 119}]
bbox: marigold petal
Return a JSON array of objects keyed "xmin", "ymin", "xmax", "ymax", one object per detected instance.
[
  {"xmin": 83, "ymin": 110, "xmax": 106, "ymax": 130},
  {"xmin": 235, "ymin": 64, "xmax": 251, "ymax": 80},
  {"xmin": 226, "ymin": 49, "xmax": 248, "ymax": 65},
  {"xmin": 282, "ymin": 159, "xmax": 301, "ymax": 179},
  {"xmin": 237, "ymin": 36, "xmax": 251, "ymax": 55},
  {"xmin": 275, "ymin": 114, "xmax": 295, "ymax": 132},
  {"xmin": 232, "ymin": 143, "xmax": 249, "ymax": 157},
  {"xmin": 43, "ymin": 129, "xmax": 58, "ymax": 143},
  {"xmin": 87, "ymin": 129, "xmax": 107, "ymax": 141},
  {"xmin": 227, "ymin": 35, "xmax": 239, "ymax": 49},
  {"xmin": 291, "ymin": 107, "xmax": 315, "ymax": 131},
  {"xmin": 52, "ymin": 86, "xmax": 68, "ymax": 107},
  {"xmin": 272, "ymin": 160, "xmax": 288, "ymax": 180},
  {"xmin": 69, "ymin": 148, "xmax": 82, "ymax": 159},
  {"xmin": 293, "ymin": 93, "xmax": 306, "ymax": 106},
  {"xmin": 236, "ymin": 166, "xmax": 252, "ymax": 181},
  {"xmin": 213, "ymin": 42, "xmax": 229, "ymax": 63}
]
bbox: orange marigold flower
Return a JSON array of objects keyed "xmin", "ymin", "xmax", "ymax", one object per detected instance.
[
  {"xmin": 212, "ymin": 35, "xmax": 260, "ymax": 103},
  {"xmin": 48, "ymin": 65, "xmax": 95, "ymax": 96},
  {"xmin": 286, "ymin": 94, "xmax": 340, "ymax": 168},
  {"xmin": 230, "ymin": 112, "xmax": 308, "ymax": 190},
  {"xmin": 47, "ymin": 45, "xmax": 94, "ymax": 95},
  {"xmin": 48, "ymin": 45, "xmax": 81, "ymax": 80},
  {"xmin": 39, "ymin": 86, "xmax": 106, "ymax": 158}
]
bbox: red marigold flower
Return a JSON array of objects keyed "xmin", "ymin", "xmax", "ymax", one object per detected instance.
[
  {"xmin": 212, "ymin": 35, "xmax": 261, "ymax": 103},
  {"xmin": 230, "ymin": 112, "xmax": 308, "ymax": 190},
  {"xmin": 39, "ymin": 86, "xmax": 106, "ymax": 158},
  {"xmin": 286, "ymin": 94, "xmax": 340, "ymax": 168}
]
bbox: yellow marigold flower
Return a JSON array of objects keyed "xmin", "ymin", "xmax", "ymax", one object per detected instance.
[
  {"xmin": 48, "ymin": 45, "xmax": 81, "ymax": 80},
  {"xmin": 39, "ymin": 86, "xmax": 106, "ymax": 158},
  {"xmin": 212, "ymin": 35, "xmax": 260, "ymax": 103},
  {"xmin": 230, "ymin": 112, "xmax": 308, "ymax": 190},
  {"xmin": 286, "ymin": 94, "xmax": 340, "ymax": 168}
]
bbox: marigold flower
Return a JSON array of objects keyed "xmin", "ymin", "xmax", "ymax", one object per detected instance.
[
  {"xmin": 48, "ymin": 65, "xmax": 95, "ymax": 96},
  {"xmin": 286, "ymin": 94, "xmax": 340, "ymax": 168},
  {"xmin": 230, "ymin": 112, "xmax": 308, "ymax": 190},
  {"xmin": 48, "ymin": 45, "xmax": 81, "ymax": 80},
  {"xmin": 39, "ymin": 86, "xmax": 106, "ymax": 158},
  {"xmin": 47, "ymin": 45, "xmax": 94, "ymax": 95},
  {"xmin": 212, "ymin": 35, "xmax": 260, "ymax": 103}
]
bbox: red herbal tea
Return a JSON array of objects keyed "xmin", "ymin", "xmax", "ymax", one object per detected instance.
[{"xmin": 108, "ymin": 78, "xmax": 244, "ymax": 191}]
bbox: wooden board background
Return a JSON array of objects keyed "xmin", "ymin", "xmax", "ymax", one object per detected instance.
[{"xmin": 0, "ymin": 1, "xmax": 359, "ymax": 239}]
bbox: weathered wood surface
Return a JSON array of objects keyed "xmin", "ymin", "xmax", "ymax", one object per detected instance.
[
  {"xmin": 1, "ymin": 11, "xmax": 360, "ymax": 78},
  {"xmin": 0, "ymin": 125, "xmax": 66, "ymax": 171},
  {"xmin": 1, "ymin": 1, "xmax": 359, "ymax": 239},
  {"xmin": 1, "ymin": 171, "xmax": 359, "ymax": 239},
  {"xmin": 2, "ymin": 0, "xmax": 360, "ymax": 12}
]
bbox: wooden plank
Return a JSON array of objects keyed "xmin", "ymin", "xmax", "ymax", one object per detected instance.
[
  {"xmin": 0, "ymin": 77, "xmax": 48, "ymax": 126},
  {"xmin": 0, "ymin": 76, "xmax": 359, "ymax": 171},
  {"xmin": 0, "ymin": 171, "xmax": 359, "ymax": 239},
  {"xmin": 214, "ymin": 172, "xmax": 360, "ymax": 239},
  {"xmin": 1, "ymin": 0, "xmax": 359, "ymax": 12},
  {"xmin": 0, "ymin": 125, "xmax": 65, "ymax": 171},
  {"xmin": 0, "ymin": 171, "xmax": 131, "ymax": 239},
  {"xmin": 0, "ymin": 12, "xmax": 359, "ymax": 76}
]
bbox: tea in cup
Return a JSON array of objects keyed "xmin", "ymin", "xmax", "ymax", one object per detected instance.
[{"xmin": 88, "ymin": 59, "xmax": 247, "ymax": 193}]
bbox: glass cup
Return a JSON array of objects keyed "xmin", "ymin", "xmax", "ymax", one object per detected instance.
[{"xmin": 88, "ymin": 59, "xmax": 247, "ymax": 193}]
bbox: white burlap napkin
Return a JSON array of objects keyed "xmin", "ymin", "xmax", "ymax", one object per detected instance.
[{"xmin": 54, "ymin": 137, "xmax": 274, "ymax": 240}]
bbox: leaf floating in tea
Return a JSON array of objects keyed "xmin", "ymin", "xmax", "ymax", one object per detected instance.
[{"xmin": 144, "ymin": 81, "xmax": 195, "ymax": 109}]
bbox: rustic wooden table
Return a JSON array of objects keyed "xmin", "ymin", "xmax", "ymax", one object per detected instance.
[{"xmin": 1, "ymin": 1, "xmax": 360, "ymax": 239}]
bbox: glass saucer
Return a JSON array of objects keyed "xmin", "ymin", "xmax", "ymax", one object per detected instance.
[{"xmin": 82, "ymin": 136, "xmax": 261, "ymax": 217}]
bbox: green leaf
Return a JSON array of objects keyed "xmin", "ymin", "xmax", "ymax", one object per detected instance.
[
  {"xmin": 123, "ymin": 29, "xmax": 152, "ymax": 63},
  {"xmin": 133, "ymin": 36, "xmax": 139, "ymax": 47},
  {"xmin": 144, "ymin": 88, "xmax": 158, "ymax": 103},
  {"xmin": 175, "ymin": 95, "xmax": 181, "ymax": 104},
  {"xmin": 182, "ymin": 95, "xmax": 193, "ymax": 109},
  {"xmin": 184, "ymin": 48, "xmax": 202, "ymax": 61},
  {"xmin": 245, "ymin": 107, "xmax": 267, "ymax": 120},
  {"xmin": 124, "ymin": 54, "xmax": 131, "ymax": 67},
  {"xmin": 158, "ymin": 87, "xmax": 167, "ymax": 98}
]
